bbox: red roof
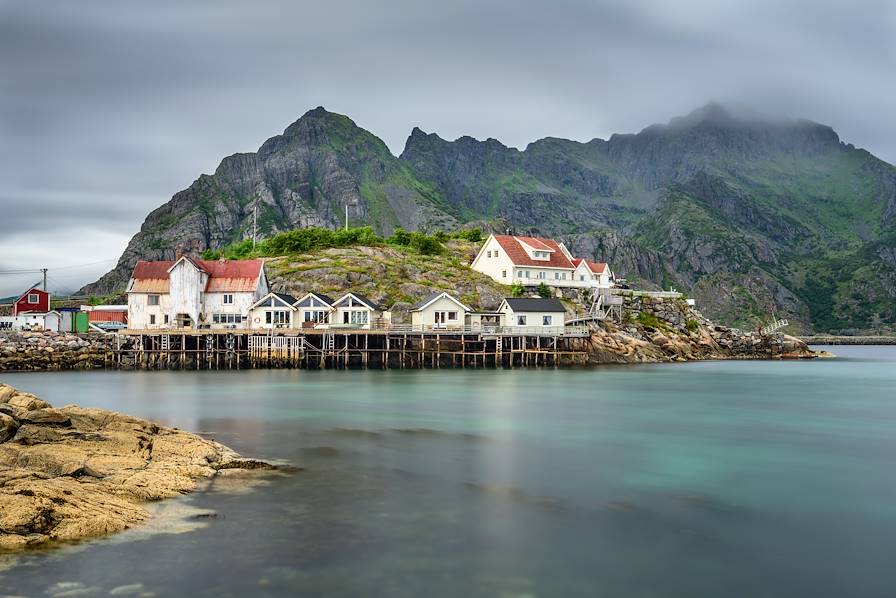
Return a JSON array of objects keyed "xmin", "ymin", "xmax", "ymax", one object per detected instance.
[
  {"xmin": 572, "ymin": 258, "xmax": 609, "ymax": 274},
  {"xmin": 129, "ymin": 258, "xmax": 264, "ymax": 293},
  {"xmin": 492, "ymin": 235, "xmax": 575, "ymax": 269}
]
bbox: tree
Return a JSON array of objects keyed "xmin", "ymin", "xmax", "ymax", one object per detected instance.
[{"xmin": 537, "ymin": 282, "xmax": 552, "ymax": 298}]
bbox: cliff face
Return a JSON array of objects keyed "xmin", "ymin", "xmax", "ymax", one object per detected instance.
[{"xmin": 85, "ymin": 104, "xmax": 896, "ymax": 333}]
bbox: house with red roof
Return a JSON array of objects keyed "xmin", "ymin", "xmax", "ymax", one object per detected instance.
[
  {"xmin": 126, "ymin": 256, "xmax": 268, "ymax": 329},
  {"xmin": 470, "ymin": 234, "xmax": 614, "ymax": 290}
]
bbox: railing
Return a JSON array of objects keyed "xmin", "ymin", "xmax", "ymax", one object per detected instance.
[
  {"xmin": 124, "ymin": 323, "xmax": 592, "ymax": 337},
  {"xmin": 610, "ymin": 289, "xmax": 683, "ymax": 299}
]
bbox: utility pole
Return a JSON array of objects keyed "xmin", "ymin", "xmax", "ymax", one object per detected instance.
[
  {"xmin": 253, "ymin": 204, "xmax": 258, "ymax": 248},
  {"xmin": 345, "ymin": 204, "xmax": 349, "ymax": 230},
  {"xmin": 41, "ymin": 268, "xmax": 47, "ymax": 291}
]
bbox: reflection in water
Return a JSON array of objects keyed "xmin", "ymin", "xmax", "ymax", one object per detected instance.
[{"xmin": 1, "ymin": 345, "xmax": 895, "ymax": 596}]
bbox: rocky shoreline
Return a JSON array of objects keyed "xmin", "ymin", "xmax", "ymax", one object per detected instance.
[
  {"xmin": 0, "ymin": 383, "xmax": 280, "ymax": 551},
  {"xmin": 584, "ymin": 293, "xmax": 817, "ymax": 363}
]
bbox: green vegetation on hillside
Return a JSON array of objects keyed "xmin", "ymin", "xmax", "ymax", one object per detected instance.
[{"xmin": 202, "ymin": 226, "xmax": 482, "ymax": 261}]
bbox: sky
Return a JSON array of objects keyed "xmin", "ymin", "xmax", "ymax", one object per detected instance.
[{"xmin": 1, "ymin": 0, "xmax": 893, "ymax": 297}]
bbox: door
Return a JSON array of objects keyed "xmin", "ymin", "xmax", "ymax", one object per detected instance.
[
  {"xmin": 434, "ymin": 311, "xmax": 447, "ymax": 329},
  {"xmin": 343, "ymin": 311, "xmax": 350, "ymax": 324}
]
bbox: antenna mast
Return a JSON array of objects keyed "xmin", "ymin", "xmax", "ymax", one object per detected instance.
[
  {"xmin": 345, "ymin": 204, "xmax": 349, "ymax": 230},
  {"xmin": 252, "ymin": 204, "xmax": 258, "ymax": 248}
]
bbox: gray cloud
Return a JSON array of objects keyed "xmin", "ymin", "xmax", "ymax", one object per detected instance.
[{"xmin": 1, "ymin": 0, "xmax": 893, "ymax": 295}]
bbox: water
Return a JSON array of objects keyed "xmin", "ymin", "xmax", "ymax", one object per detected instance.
[{"xmin": 1, "ymin": 346, "xmax": 895, "ymax": 597}]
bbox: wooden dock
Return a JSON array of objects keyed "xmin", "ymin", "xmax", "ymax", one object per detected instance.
[{"xmin": 117, "ymin": 327, "xmax": 593, "ymax": 370}]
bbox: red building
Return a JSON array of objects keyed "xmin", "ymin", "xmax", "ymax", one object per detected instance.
[{"xmin": 12, "ymin": 285, "xmax": 50, "ymax": 316}]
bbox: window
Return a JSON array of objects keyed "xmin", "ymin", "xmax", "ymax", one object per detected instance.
[
  {"xmin": 266, "ymin": 311, "xmax": 289, "ymax": 325},
  {"xmin": 516, "ymin": 315, "xmax": 527, "ymax": 326},
  {"xmin": 537, "ymin": 271, "xmax": 546, "ymax": 279},
  {"xmin": 501, "ymin": 270, "xmax": 507, "ymax": 278},
  {"xmin": 214, "ymin": 313, "xmax": 240, "ymax": 324},
  {"xmin": 543, "ymin": 315, "xmax": 553, "ymax": 326},
  {"xmin": 487, "ymin": 250, "xmax": 492, "ymax": 258},
  {"xmin": 448, "ymin": 311, "xmax": 458, "ymax": 321},
  {"xmin": 223, "ymin": 294, "xmax": 234, "ymax": 305},
  {"xmin": 494, "ymin": 250, "xmax": 499, "ymax": 258},
  {"xmin": 555, "ymin": 272, "xmax": 560, "ymax": 279},
  {"xmin": 147, "ymin": 295, "xmax": 160, "ymax": 306},
  {"xmin": 349, "ymin": 310, "xmax": 368, "ymax": 325},
  {"xmin": 149, "ymin": 314, "xmax": 156, "ymax": 325},
  {"xmin": 305, "ymin": 310, "xmax": 328, "ymax": 323},
  {"xmin": 579, "ymin": 275, "xmax": 585, "ymax": 281},
  {"xmin": 164, "ymin": 315, "xmax": 169, "ymax": 324},
  {"xmin": 27, "ymin": 293, "xmax": 39, "ymax": 304}
]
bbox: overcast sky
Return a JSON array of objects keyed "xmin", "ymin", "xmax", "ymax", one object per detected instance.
[{"xmin": 1, "ymin": 0, "xmax": 893, "ymax": 296}]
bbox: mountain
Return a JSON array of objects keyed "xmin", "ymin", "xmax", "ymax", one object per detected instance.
[{"xmin": 84, "ymin": 104, "xmax": 896, "ymax": 333}]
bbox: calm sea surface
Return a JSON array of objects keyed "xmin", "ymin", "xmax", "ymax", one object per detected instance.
[{"xmin": 1, "ymin": 346, "xmax": 895, "ymax": 597}]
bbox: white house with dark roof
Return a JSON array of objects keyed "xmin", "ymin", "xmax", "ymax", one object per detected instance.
[
  {"xmin": 126, "ymin": 257, "xmax": 268, "ymax": 329},
  {"xmin": 498, "ymin": 297, "xmax": 567, "ymax": 330},
  {"xmin": 331, "ymin": 292, "xmax": 382, "ymax": 329},
  {"xmin": 248, "ymin": 291, "xmax": 298, "ymax": 329},
  {"xmin": 410, "ymin": 292, "xmax": 471, "ymax": 329},
  {"xmin": 294, "ymin": 292, "xmax": 335, "ymax": 328},
  {"xmin": 471, "ymin": 234, "xmax": 613, "ymax": 290}
]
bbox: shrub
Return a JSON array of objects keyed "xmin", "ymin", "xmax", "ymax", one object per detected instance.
[
  {"xmin": 387, "ymin": 228, "xmax": 444, "ymax": 255},
  {"xmin": 537, "ymin": 282, "xmax": 552, "ymax": 298},
  {"xmin": 685, "ymin": 319, "xmax": 700, "ymax": 333},
  {"xmin": 510, "ymin": 283, "xmax": 525, "ymax": 297},
  {"xmin": 635, "ymin": 311, "xmax": 662, "ymax": 329},
  {"xmin": 201, "ymin": 249, "xmax": 222, "ymax": 260},
  {"xmin": 452, "ymin": 228, "xmax": 483, "ymax": 243}
]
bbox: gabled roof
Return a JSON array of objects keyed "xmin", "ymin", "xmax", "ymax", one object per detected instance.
[
  {"xmin": 492, "ymin": 235, "xmax": 575, "ymax": 269},
  {"xmin": 333, "ymin": 292, "xmax": 381, "ymax": 311},
  {"xmin": 572, "ymin": 258, "xmax": 610, "ymax": 274},
  {"xmin": 249, "ymin": 291, "xmax": 298, "ymax": 311},
  {"xmin": 294, "ymin": 292, "xmax": 335, "ymax": 307},
  {"xmin": 500, "ymin": 297, "xmax": 566, "ymax": 312},
  {"xmin": 410, "ymin": 291, "xmax": 472, "ymax": 312},
  {"xmin": 129, "ymin": 259, "xmax": 265, "ymax": 293},
  {"xmin": 14, "ymin": 284, "xmax": 48, "ymax": 304}
]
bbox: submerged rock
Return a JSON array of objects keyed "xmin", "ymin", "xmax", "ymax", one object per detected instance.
[{"xmin": 0, "ymin": 382, "xmax": 282, "ymax": 551}]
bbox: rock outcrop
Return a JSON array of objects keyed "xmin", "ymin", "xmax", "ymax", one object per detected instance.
[
  {"xmin": 585, "ymin": 292, "xmax": 815, "ymax": 363},
  {"xmin": 0, "ymin": 383, "xmax": 279, "ymax": 550}
]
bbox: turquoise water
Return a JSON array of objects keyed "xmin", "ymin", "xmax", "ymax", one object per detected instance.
[{"xmin": 1, "ymin": 346, "xmax": 895, "ymax": 597}]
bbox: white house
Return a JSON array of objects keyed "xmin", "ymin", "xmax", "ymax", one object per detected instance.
[
  {"xmin": 571, "ymin": 258, "xmax": 614, "ymax": 288},
  {"xmin": 331, "ymin": 293, "xmax": 382, "ymax": 329},
  {"xmin": 498, "ymin": 297, "xmax": 567, "ymax": 330},
  {"xmin": 126, "ymin": 257, "xmax": 268, "ymax": 330},
  {"xmin": 470, "ymin": 234, "xmax": 614, "ymax": 290},
  {"xmin": 294, "ymin": 292, "xmax": 335, "ymax": 328},
  {"xmin": 248, "ymin": 292, "xmax": 298, "ymax": 329},
  {"xmin": 410, "ymin": 292, "xmax": 471, "ymax": 329}
]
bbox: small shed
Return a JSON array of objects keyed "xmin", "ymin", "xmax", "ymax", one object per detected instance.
[
  {"xmin": 247, "ymin": 292, "xmax": 298, "ymax": 329},
  {"xmin": 294, "ymin": 292, "xmax": 335, "ymax": 328},
  {"xmin": 498, "ymin": 297, "xmax": 567, "ymax": 329},
  {"xmin": 410, "ymin": 292, "xmax": 471, "ymax": 329},
  {"xmin": 332, "ymin": 293, "xmax": 382, "ymax": 329}
]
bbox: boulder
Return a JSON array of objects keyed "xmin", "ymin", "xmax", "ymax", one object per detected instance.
[
  {"xmin": 0, "ymin": 385, "xmax": 15, "ymax": 402},
  {"xmin": 7, "ymin": 393, "xmax": 52, "ymax": 411},
  {"xmin": 19, "ymin": 408, "xmax": 72, "ymax": 427},
  {"xmin": 0, "ymin": 413, "xmax": 18, "ymax": 443}
]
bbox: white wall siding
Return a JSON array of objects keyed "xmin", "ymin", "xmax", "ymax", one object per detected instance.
[{"xmin": 410, "ymin": 296, "xmax": 467, "ymax": 328}]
